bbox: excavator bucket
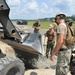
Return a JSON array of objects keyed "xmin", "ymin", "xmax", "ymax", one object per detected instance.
[
  {"xmin": 1, "ymin": 32, "xmax": 44, "ymax": 56},
  {"xmin": 22, "ymin": 33, "xmax": 44, "ymax": 55},
  {"xmin": 0, "ymin": 0, "xmax": 21, "ymax": 40}
]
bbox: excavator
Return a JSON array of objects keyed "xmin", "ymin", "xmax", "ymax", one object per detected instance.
[{"xmin": 0, "ymin": 0, "xmax": 44, "ymax": 75}]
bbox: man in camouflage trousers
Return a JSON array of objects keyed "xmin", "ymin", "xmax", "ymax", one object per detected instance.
[
  {"xmin": 45, "ymin": 25, "xmax": 56, "ymax": 58},
  {"xmin": 32, "ymin": 19, "xmax": 41, "ymax": 33},
  {"xmin": 50, "ymin": 13, "xmax": 72, "ymax": 75}
]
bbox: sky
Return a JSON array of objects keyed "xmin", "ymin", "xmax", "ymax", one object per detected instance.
[{"xmin": 6, "ymin": 0, "xmax": 75, "ymax": 20}]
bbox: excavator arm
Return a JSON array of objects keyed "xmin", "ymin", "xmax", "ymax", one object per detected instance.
[{"xmin": 0, "ymin": 0, "xmax": 21, "ymax": 40}]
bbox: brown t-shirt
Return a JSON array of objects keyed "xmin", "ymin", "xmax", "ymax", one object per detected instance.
[
  {"xmin": 45, "ymin": 29, "xmax": 55, "ymax": 41},
  {"xmin": 57, "ymin": 23, "xmax": 67, "ymax": 48}
]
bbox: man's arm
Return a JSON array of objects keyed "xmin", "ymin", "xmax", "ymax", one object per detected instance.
[
  {"xmin": 53, "ymin": 32, "xmax": 56, "ymax": 43},
  {"xmin": 50, "ymin": 33, "xmax": 64, "ymax": 61},
  {"xmin": 36, "ymin": 25, "xmax": 41, "ymax": 29},
  {"xmin": 32, "ymin": 24, "xmax": 41, "ymax": 29},
  {"xmin": 44, "ymin": 31, "xmax": 48, "ymax": 37},
  {"xmin": 32, "ymin": 25, "xmax": 36, "ymax": 28}
]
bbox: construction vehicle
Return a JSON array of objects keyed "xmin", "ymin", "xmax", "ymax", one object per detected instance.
[
  {"xmin": 17, "ymin": 20, "xmax": 28, "ymax": 25},
  {"xmin": 0, "ymin": 0, "xmax": 44, "ymax": 75}
]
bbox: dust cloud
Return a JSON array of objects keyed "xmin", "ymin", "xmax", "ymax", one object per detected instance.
[{"xmin": 31, "ymin": 55, "xmax": 57, "ymax": 69}]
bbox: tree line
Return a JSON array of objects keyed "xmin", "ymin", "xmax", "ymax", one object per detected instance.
[
  {"xmin": 11, "ymin": 15, "xmax": 75, "ymax": 21},
  {"xmin": 38, "ymin": 15, "xmax": 75, "ymax": 21}
]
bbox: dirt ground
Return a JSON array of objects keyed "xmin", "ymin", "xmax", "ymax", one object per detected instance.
[
  {"xmin": 24, "ymin": 69, "xmax": 71, "ymax": 75},
  {"xmin": 24, "ymin": 56, "xmax": 71, "ymax": 75},
  {"xmin": 24, "ymin": 69, "xmax": 55, "ymax": 75}
]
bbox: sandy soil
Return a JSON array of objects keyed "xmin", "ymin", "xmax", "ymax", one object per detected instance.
[
  {"xmin": 25, "ymin": 69, "xmax": 55, "ymax": 75},
  {"xmin": 24, "ymin": 56, "xmax": 71, "ymax": 75},
  {"xmin": 24, "ymin": 69, "xmax": 71, "ymax": 75}
]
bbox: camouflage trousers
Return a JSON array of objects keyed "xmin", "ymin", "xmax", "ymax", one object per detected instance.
[
  {"xmin": 46, "ymin": 40, "xmax": 54, "ymax": 58},
  {"xmin": 56, "ymin": 49, "xmax": 72, "ymax": 75}
]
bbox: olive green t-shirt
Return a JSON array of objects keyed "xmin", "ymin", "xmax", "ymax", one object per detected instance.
[{"xmin": 57, "ymin": 23, "xmax": 67, "ymax": 48}]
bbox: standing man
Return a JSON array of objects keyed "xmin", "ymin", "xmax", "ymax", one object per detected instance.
[
  {"xmin": 45, "ymin": 25, "xmax": 56, "ymax": 58},
  {"xmin": 32, "ymin": 19, "xmax": 41, "ymax": 33},
  {"xmin": 50, "ymin": 13, "xmax": 72, "ymax": 75}
]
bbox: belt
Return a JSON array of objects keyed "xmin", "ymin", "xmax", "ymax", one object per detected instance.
[
  {"xmin": 48, "ymin": 40, "xmax": 52, "ymax": 41},
  {"xmin": 60, "ymin": 48, "xmax": 68, "ymax": 51}
]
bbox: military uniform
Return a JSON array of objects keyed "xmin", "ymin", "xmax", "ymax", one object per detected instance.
[
  {"xmin": 33, "ymin": 21, "xmax": 41, "ymax": 33},
  {"xmin": 45, "ymin": 29, "xmax": 55, "ymax": 58},
  {"xmin": 56, "ymin": 23, "xmax": 72, "ymax": 75}
]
